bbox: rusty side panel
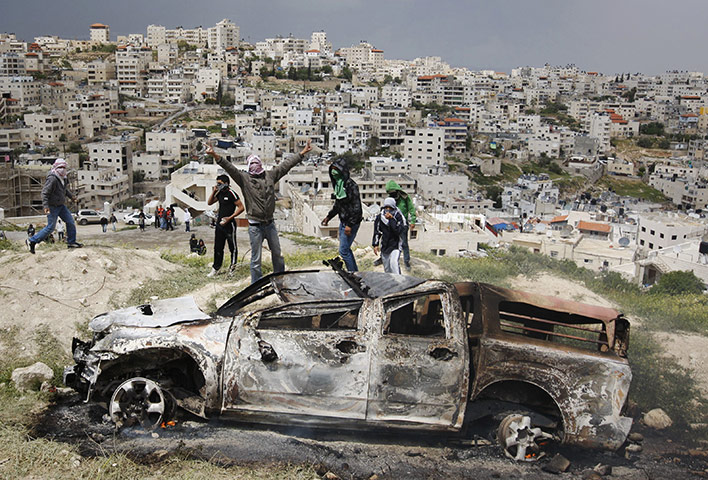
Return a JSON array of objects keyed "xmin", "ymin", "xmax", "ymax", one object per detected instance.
[
  {"xmin": 473, "ymin": 337, "xmax": 632, "ymax": 449},
  {"xmin": 366, "ymin": 282, "xmax": 470, "ymax": 430},
  {"xmin": 222, "ymin": 302, "xmax": 371, "ymax": 420}
]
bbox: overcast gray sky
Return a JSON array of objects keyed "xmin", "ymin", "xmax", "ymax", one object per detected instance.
[{"xmin": 2, "ymin": 0, "xmax": 707, "ymax": 75}]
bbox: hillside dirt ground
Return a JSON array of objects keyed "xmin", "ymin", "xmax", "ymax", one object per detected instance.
[{"xmin": 2, "ymin": 224, "xmax": 708, "ymax": 478}]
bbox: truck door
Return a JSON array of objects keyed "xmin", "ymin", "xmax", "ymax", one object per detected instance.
[
  {"xmin": 222, "ymin": 299, "xmax": 371, "ymax": 420},
  {"xmin": 367, "ymin": 288, "xmax": 469, "ymax": 429}
]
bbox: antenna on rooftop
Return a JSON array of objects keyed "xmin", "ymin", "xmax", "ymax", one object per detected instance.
[
  {"xmin": 535, "ymin": 223, "xmax": 547, "ymax": 234},
  {"xmin": 618, "ymin": 237, "xmax": 630, "ymax": 247}
]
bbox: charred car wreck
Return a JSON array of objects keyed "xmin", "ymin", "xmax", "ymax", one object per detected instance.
[{"xmin": 64, "ymin": 265, "xmax": 632, "ymax": 461}]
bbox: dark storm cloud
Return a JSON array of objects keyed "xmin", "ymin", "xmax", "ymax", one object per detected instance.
[{"xmin": 1, "ymin": 0, "xmax": 707, "ymax": 74}]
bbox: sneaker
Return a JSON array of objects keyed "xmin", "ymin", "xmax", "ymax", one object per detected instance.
[
  {"xmin": 26, "ymin": 238, "xmax": 36, "ymax": 254},
  {"xmin": 228, "ymin": 264, "xmax": 237, "ymax": 276},
  {"xmin": 67, "ymin": 242, "xmax": 83, "ymax": 249},
  {"xmin": 207, "ymin": 268, "xmax": 218, "ymax": 278},
  {"xmin": 373, "ymin": 257, "xmax": 383, "ymax": 266}
]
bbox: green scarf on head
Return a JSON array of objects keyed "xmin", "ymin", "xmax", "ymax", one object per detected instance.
[{"xmin": 331, "ymin": 169, "xmax": 346, "ymax": 200}]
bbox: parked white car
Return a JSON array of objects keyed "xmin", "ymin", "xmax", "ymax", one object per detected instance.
[{"xmin": 122, "ymin": 211, "xmax": 155, "ymax": 226}]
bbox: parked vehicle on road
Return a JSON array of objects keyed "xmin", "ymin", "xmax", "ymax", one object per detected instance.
[
  {"xmin": 74, "ymin": 209, "xmax": 104, "ymax": 226},
  {"xmin": 123, "ymin": 211, "xmax": 155, "ymax": 226}
]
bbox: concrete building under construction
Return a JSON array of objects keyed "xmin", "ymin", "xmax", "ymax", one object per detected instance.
[{"xmin": 0, "ymin": 154, "xmax": 78, "ymax": 217}]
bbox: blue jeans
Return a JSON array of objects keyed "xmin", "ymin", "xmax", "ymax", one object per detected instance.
[
  {"xmin": 338, "ymin": 222, "xmax": 360, "ymax": 272},
  {"xmin": 401, "ymin": 224, "xmax": 410, "ymax": 267},
  {"xmin": 248, "ymin": 221, "xmax": 284, "ymax": 283},
  {"xmin": 30, "ymin": 205, "xmax": 76, "ymax": 244}
]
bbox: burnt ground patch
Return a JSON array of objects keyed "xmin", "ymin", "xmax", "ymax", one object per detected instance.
[{"xmin": 30, "ymin": 394, "xmax": 708, "ymax": 479}]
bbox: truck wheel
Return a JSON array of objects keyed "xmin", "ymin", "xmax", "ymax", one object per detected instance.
[
  {"xmin": 497, "ymin": 413, "xmax": 553, "ymax": 462},
  {"xmin": 128, "ymin": 221, "xmax": 134, "ymax": 225},
  {"xmin": 79, "ymin": 219, "xmax": 88, "ymax": 225},
  {"xmin": 109, "ymin": 377, "xmax": 175, "ymax": 429}
]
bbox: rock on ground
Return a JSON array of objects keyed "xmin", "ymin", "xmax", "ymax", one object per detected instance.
[
  {"xmin": 643, "ymin": 408, "xmax": 673, "ymax": 430},
  {"xmin": 12, "ymin": 361, "xmax": 53, "ymax": 391}
]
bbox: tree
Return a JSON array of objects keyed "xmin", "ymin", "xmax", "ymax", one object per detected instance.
[
  {"xmin": 650, "ymin": 271, "xmax": 705, "ymax": 296},
  {"xmin": 59, "ymin": 134, "xmax": 67, "ymax": 143},
  {"xmin": 639, "ymin": 122, "xmax": 665, "ymax": 136},
  {"xmin": 340, "ymin": 66, "xmax": 353, "ymax": 81},
  {"xmin": 133, "ymin": 170, "xmax": 146, "ymax": 183},
  {"xmin": 637, "ymin": 137, "xmax": 654, "ymax": 148}
]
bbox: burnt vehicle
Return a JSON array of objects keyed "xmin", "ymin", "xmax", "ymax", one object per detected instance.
[{"xmin": 64, "ymin": 264, "xmax": 632, "ymax": 461}]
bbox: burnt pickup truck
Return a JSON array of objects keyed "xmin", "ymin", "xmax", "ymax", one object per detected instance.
[{"xmin": 64, "ymin": 267, "xmax": 632, "ymax": 461}]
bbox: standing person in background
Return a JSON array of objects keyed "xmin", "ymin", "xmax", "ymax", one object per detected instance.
[
  {"xmin": 100, "ymin": 216, "xmax": 108, "ymax": 233},
  {"xmin": 26, "ymin": 158, "xmax": 82, "ymax": 254},
  {"xmin": 205, "ymin": 139, "xmax": 312, "ymax": 283},
  {"xmin": 154, "ymin": 206, "xmax": 160, "ymax": 229},
  {"xmin": 109, "ymin": 213, "xmax": 117, "ymax": 232},
  {"xmin": 27, "ymin": 224, "xmax": 35, "ymax": 238},
  {"xmin": 56, "ymin": 218, "xmax": 65, "ymax": 242},
  {"xmin": 321, "ymin": 157, "xmax": 363, "ymax": 272},
  {"xmin": 184, "ymin": 210, "xmax": 191, "ymax": 232},
  {"xmin": 384, "ymin": 180, "xmax": 416, "ymax": 270},
  {"xmin": 206, "ymin": 174, "xmax": 244, "ymax": 277},
  {"xmin": 166, "ymin": 207, "xmax": 174, "ymax": 231},
  {"xmin": 138, "ymin": 210, "xmax": 146, "ymax": 232},
  {"xmin": 372, "ymin": 197, "xmax": 406, "ymax": 274}
]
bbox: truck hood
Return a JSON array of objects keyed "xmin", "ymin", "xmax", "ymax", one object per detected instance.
[{"xmin": 89, "ymin": 296, "xmax": 212, "ymax": 333}]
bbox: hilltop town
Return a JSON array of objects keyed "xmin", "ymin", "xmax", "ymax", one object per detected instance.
[{"xmin": 1, "ymin": 18, "xmax": 707, "ymax": 291}]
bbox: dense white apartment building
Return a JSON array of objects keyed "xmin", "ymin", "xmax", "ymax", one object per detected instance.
[
  {"xmin": 0, "ymin": 76, "xmax": 40, "ymax": 108},
  {"xmin": 24, "ymin": 110, "xmax": 81, "ymax": 143},
  {"xmin": 588, "ymin": 113, "xmax": 611, "ymax": 153},
  {"xmin": 89, "ymin": 23, "xmax": 110, "ymax": 44},
  {"xmin": 637, "ymin": 213, "xmax": 707, "ymax": 251},
  {"xmin": 131, "ymin": 151, "xmax": 162, "ymax": 180},
  {"xmin": 67, "ymin": 94, "xmax": 111, "ymax": 137},
  {"xmin": 309, "ymin": 31, "xmax": 332, "ymax": 55},
  {"xmin": 76, "ymin": 167, "xmax": 130, "ymax": 208},
  {"xmin": 339, "ymin": 42, "xmax": 384, "ymax": 70},
  {"xmin": 115, "ymin": 46, "xmax": 152, "ymax": 96},
  {"xmin": 0, "ymin": 53, "xmax": 26, "ymax": 77},
  {"xmin": 416, "ymin": 173, "xmax": 468, "ymax": 201},
  {"xmin": 191, "ymin": 68, "xmax": 221, "ymax": 102},
  {"xmin": 87, "ymin": 137, "xmax": 133, "ymax": 173},
  {"xmin": 87, "ymin": 60, "xmax": 115, "ymax": 85},
  {"xmin": 404, "ymin": 127, "xmax": 444, "ymax": 175},
  {"xmin": 380, "ymin": 85, "xmax": 411, "ymax": 108},
  {"xmin": 146, "ymin": 129, "xmax": 191, "ymax": 159},
  {"xmin": 370, "ymin": 106, "xmax": 406, "ymax": 145},
  {"xmin": 208, "ymin": 19, "xmax": 239, "ymax": 51}
]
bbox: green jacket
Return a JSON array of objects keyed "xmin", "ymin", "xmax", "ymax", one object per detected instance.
[{"xmin": 385, "ymin": 180, "xmax": 416, "ymax": 224}]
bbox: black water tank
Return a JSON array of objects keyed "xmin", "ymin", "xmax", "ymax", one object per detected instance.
[{"xmin": 699, "ymin": 241, "xmax": 708, "ymax": 255}]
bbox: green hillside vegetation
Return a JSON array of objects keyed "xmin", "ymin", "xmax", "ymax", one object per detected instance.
[{"xmin": 598, "ymin": 176, "xmax": 669, "ymax": 202}]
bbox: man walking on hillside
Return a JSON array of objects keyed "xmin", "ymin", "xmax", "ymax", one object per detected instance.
[
  {"xmin": 321, "ymin": 157, "xmax": 363, "ymax": 272},
  {"xmin": 206, "ymin": 174, "xmax": 244, "ymax": 277},
  {"xmin": 26, "ymin": 158, "xmax": 82, "ymax": 253},
  {"xmin": 384, "ymin": 180, "xmax": 416, "ymax": 270},
  {"xmin": 206, "ymin": 139, "xmax": 312, "ymax": 283}
]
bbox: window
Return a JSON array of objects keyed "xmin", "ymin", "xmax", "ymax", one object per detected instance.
[
  {"xmin": 258, "ymin": 302, "xmax": 360, "ymax": 331},
  {"xmin": 384, "ymin": 292, "xmax": 446, "ymax": 337},
  {"xmin": 650, "ymin": 230, "xmax": 655, "ymax": 236}
]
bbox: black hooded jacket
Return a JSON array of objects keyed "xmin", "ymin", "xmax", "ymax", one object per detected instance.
[{"xmin": 326, "ymin": 158, "xmax": 362, "ymax": 228}]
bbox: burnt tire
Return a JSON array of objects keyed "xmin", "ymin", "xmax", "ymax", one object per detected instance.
[
  {"xmin": 497, "ymin": 413, "xmax": 553, "ymax": 462},
  {"xmin": 108, "ymin": 377, "xmax": 175, "ymax": 429}
]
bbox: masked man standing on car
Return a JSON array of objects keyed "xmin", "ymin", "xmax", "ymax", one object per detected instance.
[
  {"xmin": 321, "ymin": 157, "xmax": 363, "ymax": 272},
  {"xmin": 27, "ymin": 158, "xmax": 82, "ymax": 253},
  {"xmin": 206, "ymin": 174, "xmax": 244, "ymax": 277},
  {"xmin": 206, "ymin": 139, "xmax": 311, "ymax": 283}
]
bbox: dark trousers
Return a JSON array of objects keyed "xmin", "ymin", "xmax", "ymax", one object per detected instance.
[{"xmin": 213, "ymin": 221, "xmax": 237, "ymax": 271}]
